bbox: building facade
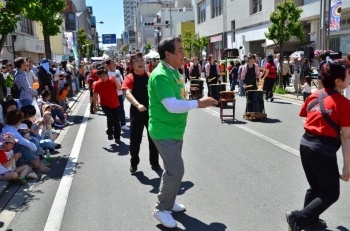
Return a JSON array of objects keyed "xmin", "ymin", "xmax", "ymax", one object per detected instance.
[
  {"xmin": 194, "ymin": 0, "xmax": 350, "ymax": 59},
  {"xmin": 0, "ymin": 15, "xmax": 45, "ymax": 64},
  {"xmin": 124, "ymin": 0, "xmax": 138, "ymax": 51},
  {"xmin": 134, "ymin": 1, "xmax": 162, "ymax": 51},
  {"xmin": 36, "ymin": 21, "xmax": 70, "ymax": 62}
]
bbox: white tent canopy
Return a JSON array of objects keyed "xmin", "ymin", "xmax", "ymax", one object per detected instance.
[
  {"xmin": 144, "ymin": 50, "xmax": 160, "ymax": 59},
  {"xmin": 289, "ymin": 51, "xmax": 304, "ymax": 58}
]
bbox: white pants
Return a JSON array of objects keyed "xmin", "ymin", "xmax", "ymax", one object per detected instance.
[{"xmin": 294, "ymin": 71, "xmax": 300, "ymax": 92}]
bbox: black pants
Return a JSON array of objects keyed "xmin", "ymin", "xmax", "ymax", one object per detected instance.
[
  {"xmin": 90, "ymin": 88, "xmax": 95, "ymax": 113},
  {"xmin": 101, "ymin": 106, "xmax": 121, "ymax": 140},
  {"xmin": 130, "ymin": 116, "xmax": 159, "ymax": 168},
  {"xmin": 264, "ymin": 78, "xmax": 275, "ymax": 100},
  {"xmin": 303, "ymin": 92, "xmax": 311, "ymax": 102},
  {"xmin": 293, "ymin": 145, "xmax": 340, "ymax": 228},
  {"xmin": 282, "ymin": 75, "xmax": 288, "ymax": 89},
  {"xmin": 79, "ymin": 75, "xmax": 85, "ymax": 89},
  {"xmin": 206, "ymin": 78, "xmax": 218, "ymax": 96}
]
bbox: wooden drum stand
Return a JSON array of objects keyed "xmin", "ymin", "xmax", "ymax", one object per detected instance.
[{"xmin": 219, "ymin": 91, "xmax": 236, "ymax": 123}]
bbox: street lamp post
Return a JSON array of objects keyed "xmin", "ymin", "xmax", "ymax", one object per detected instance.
[{"xmin": 93, "ymin": 21, "xmax": 104, "ymax": 58}]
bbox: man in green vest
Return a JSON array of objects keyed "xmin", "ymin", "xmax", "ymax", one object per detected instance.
[{"xmin": 148, "ymin": 37, "xmax": 218, "ymax": 228}]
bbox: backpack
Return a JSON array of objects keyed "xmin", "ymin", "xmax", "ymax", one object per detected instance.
[{"xmin": 11, "ymin": 75, "xmax": 22, "ymax": 99}]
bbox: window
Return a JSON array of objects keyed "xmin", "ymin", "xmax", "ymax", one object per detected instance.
[
  {"xmin": 212, "ymin": 0, "xmax": 222, "ymax": 18},
  {"xmin": 231, "ymin": 21, "xmax": 235, "ymax": 42},
  {"xmin": 197, "ymin": 1, "xmax": 206, "ymax": 24},
  {"xmin": 20, "ymin": 16, "xmax": 33, "ymax": 35},
  {"xmin": 66, "ymin": 13, "xmax": 76, "ymax": 31},
  {"xmin": 252, "ymin": 0, "xmax": 262, "ymax": 14}
]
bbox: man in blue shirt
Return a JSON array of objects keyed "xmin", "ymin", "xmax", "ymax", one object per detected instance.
[{"xmin": 14, "ymin": 57, "xmax": 38, "ymax": 107}]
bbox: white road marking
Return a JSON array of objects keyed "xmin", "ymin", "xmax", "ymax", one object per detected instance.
[
  {"xmin": 43, "ymin": 101, "xmax": 90, "ymax": 231},
  {"xmin": 205, "ymin": 108, "xmax": 300, "ymax": 158},
  {"xmin": 205, "ymin": 108, "xmax": 345, "ymax": 172}
]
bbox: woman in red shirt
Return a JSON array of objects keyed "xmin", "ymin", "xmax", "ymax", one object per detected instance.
[
  {"xmin": 263, "ymin": 55, "xmax": 277, "ymax": 102},
  {"xmin": 93, "ymin": 66, "xmax": 122, "ymax": 143},
  {"xmin": 286, "ymin": 63, "xmax": 350, "ymax": 231}
]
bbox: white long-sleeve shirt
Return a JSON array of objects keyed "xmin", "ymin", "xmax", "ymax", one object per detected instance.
[{"xmin": 161, "ymin": 62, "xmax": 199, "ymax": 113}]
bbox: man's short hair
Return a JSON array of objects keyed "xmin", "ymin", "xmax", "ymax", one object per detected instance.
[
  {"xmin": 14, "ymin": 57, "xmax": 25, "ymax": 69},
  {"xmin": 157, "ymin": 37, "xmax": 182, "ymax": 60}
]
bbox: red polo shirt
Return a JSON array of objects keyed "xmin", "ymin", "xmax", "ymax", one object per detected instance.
[
  {"xmin": 299, "ymin": 89, "xmax": 350, "ymax": 137},
  {"xmin": 93, "ymin": 77, "xmax": 120, "ymax": 108}
]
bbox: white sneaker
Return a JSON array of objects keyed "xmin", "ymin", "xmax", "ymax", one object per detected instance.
[
  {"xmin": 121, "ymin": 125, "xmax": 130, "ymax": 131},
  {"xmin": 152, "ymin": 209, "xmax": 177, "ymax": 228},
  {"xmin": 172, "ymin": 202, "xmax": 186, "ymax": 212}
]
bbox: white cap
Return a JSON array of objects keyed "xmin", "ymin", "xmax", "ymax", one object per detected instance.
[{"xmin": 18, "ymin": 123, "xmax": 29, "ymax": 130}]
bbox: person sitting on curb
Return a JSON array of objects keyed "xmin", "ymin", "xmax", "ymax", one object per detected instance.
[
  {"xmin": 37, "ymin": 90, "xmax": 73, "ymax": 127},
  {"xmin": 1, "ymin": 110, "xmax": 50, "ymax": 173},
  {"xmin": 0, "ymin": 132, "xmax": 30, "ymax": 184}
]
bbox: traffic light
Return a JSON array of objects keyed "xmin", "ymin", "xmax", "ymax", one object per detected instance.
[{"xmin": 144, "ymin": 22, "xmax": 154, "ymax": 27}]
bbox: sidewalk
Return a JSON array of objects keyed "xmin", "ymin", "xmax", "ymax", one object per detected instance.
[
  {"xmin": 274, "ymin": 84, "xmax": 318, "ymax": 101},
  {"xmin": 0, "ymin": 90, "xmax": 85, "ymax": 201}
]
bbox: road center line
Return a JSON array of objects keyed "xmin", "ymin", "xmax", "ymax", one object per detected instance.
[
  {"xmin": 204, "ymin": 108, "xmax": 301, "ymax": 158},
  {"xmin": 43, "ymin": 101, "xmax": 91, "ymax": 231}
]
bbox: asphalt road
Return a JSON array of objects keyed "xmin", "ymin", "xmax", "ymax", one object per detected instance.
[{"xmin": 3, "ymin": 87, "xmax": 350, "ymax": 231}]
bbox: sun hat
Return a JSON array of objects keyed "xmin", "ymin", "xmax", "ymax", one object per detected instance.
[{"xmin": 0, "ymin": 132, "xmax": 18, "ymax": 145}]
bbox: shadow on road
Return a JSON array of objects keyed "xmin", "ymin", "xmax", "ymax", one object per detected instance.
[
  {"xmin": 259, "ymin": 118, "xmax": 282, "ymax": 123},
  {"xmin": 222, "ymin": 119, "xmax": 247, "ymax": 125},
  {"xmin": 273, "ymin": 101, "xmax": 293, "ymax": 105},
  {"xmin": 156, "ymin": 213, "xmax": 227, "ymax": 231},
  {"xmin": 103, "ymin": 143, "xmax": 130, "ymax": 156},
  {"xmin": 133, "ymin": 171, "xmax": 194, "ymax": 195},
  {"xmin": 337, "ymin": 226, "xmax": 350, "ymax": 231}
]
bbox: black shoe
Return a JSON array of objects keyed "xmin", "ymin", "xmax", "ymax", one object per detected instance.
[
  {"xmin": 115, "ymin": 139, "xmax": 121, "ymax": 144},
  {"xmin": 303, "ymin": 218, "xmax": 327, "ymax": 230},
  {"xmin": 286, "ymin": 211, "xmax": 301, "ymax": 231},
  {"xmin": 151, "ymin": 165, "xmax": 162, "ymax": 171},
  {"xmin": 108, "ymin": 135, "xmax": 113, "ymax": 140},
  {"xmin": 55, "ymin": 143, "xmax": 62, "ymax": 149},
  {"xmin": 130, "ymin": 165, "xmax": 137, "ymax": 173}
]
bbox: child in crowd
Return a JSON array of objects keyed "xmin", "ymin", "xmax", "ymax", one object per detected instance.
[
  {"xmin": 56, "ymin": 83, "xmax": 70, "ymax": 112},
  {"xmin": 39, "ymin": 111, "xmax": 57, "ymax": 141},
  {"xmin": 0, "ymin": 132, "xmax": 29, "ymax": 184},
  {"xmin": 302, "ymin": 76, "xmax": 312, "ymax": 102}
]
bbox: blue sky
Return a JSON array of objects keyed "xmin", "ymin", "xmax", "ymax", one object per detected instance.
[{"xmin": 86, "ymin": 0, "xmax": 124, "ymax": 48}]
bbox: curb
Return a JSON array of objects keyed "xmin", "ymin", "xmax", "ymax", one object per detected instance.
[{"xmin": 274, "ymin": 93, "xmax": 303, "ymax": 102}]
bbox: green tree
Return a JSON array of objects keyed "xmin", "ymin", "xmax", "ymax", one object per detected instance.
[
  {"xmin": 182, "ymin": 31, "xmax": 194, "ymax": 58},
  {"xmin": 119, "ymin": 43, "xmax": 129, "ymax": 55},
  {"xmin": 144, "ymin": 43, "xmax": 152, "ymax": 54},
  {"xmin": 265, "ymin": 0, "xmax": 304, "ymax": 88},
  {"xmin": 77, "ymin": 28, "xmax": 94, "ymax": 59},
  {"xmin": 193, "ymin": 35, "xmax": 209, "ymax": 59},
  {"xmin": 0, "ymin": 0, "xmax": 35, "ymax": 53},
  {"xmin": 87, "ymin": 42, "xmax": 94, "ymax": 59},
  {"xmin": 182, "ymin": 31, "xmax": 209, "ymax": 59},
  {"xmin": 97, "ymin": 48, "xmax": 105, "ymax": 56},
  {"xmin": 25, "ymin": 0, "xmax": 66, "ymax": 59}
]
